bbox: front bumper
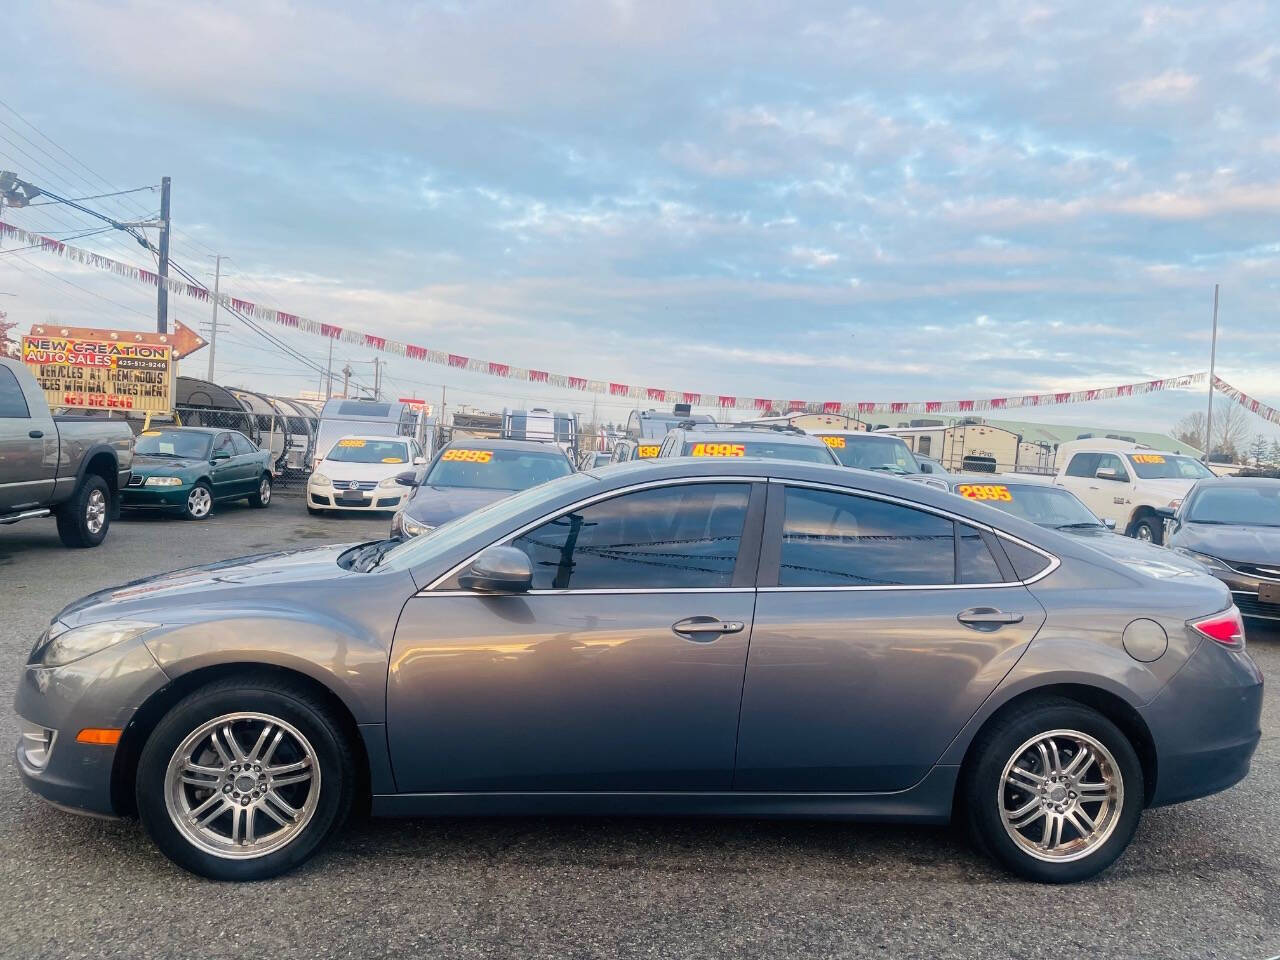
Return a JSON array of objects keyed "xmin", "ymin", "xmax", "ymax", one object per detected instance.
[
  {"xmin": 14, "ymin": 637, "xmax": 170, "ymax": 817},
  {"xmin": 120, "ymin": 485, "xmax": 190, "ymax": 510},
  {"xmin": 1139, "ymin": 633, "xmax": 1264, "ymax": 807},
  {"xmin": 1189, "ymin": 564, "xmax": 1280, "ymax": 621},
  {"xmin": 308, "ymin": 486, "xmax": 406, "ymax": 511}
]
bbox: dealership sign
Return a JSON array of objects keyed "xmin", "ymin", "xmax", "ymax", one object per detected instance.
[{"xmin": 20, "ymin": 322, "xmax": 205, "ymax": 414}]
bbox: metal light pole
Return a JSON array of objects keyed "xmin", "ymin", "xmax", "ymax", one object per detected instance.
[
  {"xmin": 1204, "ymin": 283, "xmax": 1219, "ymax": 460},
  {"xmin": 206, "ymin": 254, "xmax": 223, "ymax": 381},
  {"xmin": 156, "ymin": 176, "xmax": 171, "ymax": 334}
]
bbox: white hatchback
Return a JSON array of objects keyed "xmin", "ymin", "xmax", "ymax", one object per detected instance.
[{"xmin": 307, "ymin": 435, "xmax": 427, "ymax": 514}]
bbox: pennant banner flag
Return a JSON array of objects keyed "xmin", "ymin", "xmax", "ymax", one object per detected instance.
[{"xmin": 2, "ymin": 218, "xmax": 1269, "ymax": 421}]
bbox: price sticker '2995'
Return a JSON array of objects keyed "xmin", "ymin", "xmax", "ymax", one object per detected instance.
[
  {"xmin": 956, "ymin": 483, "xmax": 1012, "ymax": 501},
  {"xmin": 441, "ymin": 449, "xmax": 493, "ymax": 463}
]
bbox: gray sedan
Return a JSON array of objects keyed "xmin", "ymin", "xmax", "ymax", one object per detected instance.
[{"xmin": 15, "ymin": 458, "xmax": 1262, "ymax": 883}]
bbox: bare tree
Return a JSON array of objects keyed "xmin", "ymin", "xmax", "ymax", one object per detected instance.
[
  {"xmin": 1172, "ymin": 411, "xmax": 1207, "ymax": 450},
  {"xmin": 0, "ymin": 311, "xmax": 18, "ymax": 359},
  {"xmin": 1213, "ymin": 402, "xmax": 1249, "ymax": 461}
]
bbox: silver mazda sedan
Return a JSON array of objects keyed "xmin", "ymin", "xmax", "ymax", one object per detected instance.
[{"xmin": 15, "ymin": 459, "xmax": 1262, "ymax": 883}]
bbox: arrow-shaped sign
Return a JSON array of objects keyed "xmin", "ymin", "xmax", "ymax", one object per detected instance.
[{"xmin": 29, "ymin": 319, "xmax": 207, "ymax": 360}]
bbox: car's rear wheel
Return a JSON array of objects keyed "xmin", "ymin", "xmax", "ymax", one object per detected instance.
[
  {"xmin": 962, "ymin": 698, "xmax": 1143, "ymax": 883},
  {"xmin": 136, "ymin": 677, "xmax": 356, "ymax": 881},
  {"xmin": 56, "ymin": 474, "xmax": 111, "ymax": 548},
  {"xmin": 182, "ymin": 482, "xmax": 213, "ymax": 521},
  {"xmin": 249, "ymin": 473, "xmax": 272, "ymax": 508},
  {"xmin": 1130, "ymin": 514, "xmax": 1162, "ymax": 544}
]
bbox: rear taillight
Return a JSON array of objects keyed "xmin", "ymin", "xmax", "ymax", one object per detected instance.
[{"xmin": 1190, "ymin": 607, "xmax": 1246, "ymax": 647}]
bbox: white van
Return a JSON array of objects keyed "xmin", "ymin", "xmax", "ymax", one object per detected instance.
[{"xmin": 313, "ymin": 398, "xmax": 426, "ymax": 470}]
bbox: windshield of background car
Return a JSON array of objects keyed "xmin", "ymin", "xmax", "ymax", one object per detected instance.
[
  {"xmin": 956, "ymin": 482, "xmax": 1101, "ymax": 527},
  {"xmin": 680, "ymin": 439, "xmax": 836, "ymax": 463},
  {"xmin": 134, "ymin": 430, "xmax": 212, "ymax": 459},
  {"xmin": 1186, "ymin": 485, "xmax": 1280, "ymax": 526},
  {"xmin": 822, "ymin": 435, "xmax": 919, "ymax": 473},
  {"xmin": 379, "ymin": 471, "xmax": 595, "ymax": 572},
  {"xmin": 1126, "ymin": 453, "xmax": 1214, "ymax": 479},
  {"xmin": 325, "ymin": 438, "xmax": 410, "ymax": 464},
  {"xmin": 425, "ymin": 447, "xmax": 573, "ymax": 490}
]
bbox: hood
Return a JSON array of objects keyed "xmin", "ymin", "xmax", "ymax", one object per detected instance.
[
  {"xmin": 1066, "ymin": 527, "xmax": 1207, "ymax": 579},
  {"xmin": 1138, "ymin": 477, "xmax": 1196, "ymax": 502},
  {"xmin": 402, "ymin": 484, "xmax": 513, "ymax": 526},
  {"xmin": 55, "ymin": 543, "xmax": 362, "ymax": 626},
  {"xmin": 1174, "ymin": 522, "xmax": 1280, "ymax": 566},
  {"xmin": 131, "ymin": 454, "xmax": 208, "ymax": 474},
  {"xmin": 315, "ymin": 459, "xmax": 413, "ymax": 483}
]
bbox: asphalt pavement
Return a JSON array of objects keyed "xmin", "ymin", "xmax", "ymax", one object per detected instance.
[{"xmin": 1, "ymin": 494, "xmax": 1277, "ymax": 960}]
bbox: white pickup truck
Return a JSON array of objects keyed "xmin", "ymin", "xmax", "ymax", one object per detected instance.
[{"xmin": 1050, "ymin": 440, "xmax": 1214, "ymax": 545}]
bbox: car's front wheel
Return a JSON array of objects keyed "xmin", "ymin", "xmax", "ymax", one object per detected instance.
[
  {"xmin": 136, "ymin": 677, "xmax": 356, "ymax": 881},
  {"xmin": 182, "ymin": 482, "xmax": 213, "ymax": 521},
  {"xmin": 962, "ymin": 698, "xmax": 1143, "ymax": 883}
]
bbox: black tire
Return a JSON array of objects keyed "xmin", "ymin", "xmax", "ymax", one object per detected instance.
[
  {"xmin": 55, "ymin": 474, "xmax": 111, "ymax": 548},
  {"xmin": 135, "ymin": 676, "xmax": 356, "ymax": 881},
  {"xmin": 249, "ymin": 473, "xmax": 273, "ymax": 508},
  {"xmin": 961, "ymin": 697, "xmax": 1143, "ymax": 883},
  {"xmin": 1130, "ymin": 514, "xmax": 1162, "ymax": 545},
  {"xmin": 181, "ymin": 481, "xmax": 214, "ymax": 521}
]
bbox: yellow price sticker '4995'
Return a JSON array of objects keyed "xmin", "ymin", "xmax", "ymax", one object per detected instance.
[
  {"xmin": 820, "ymin": 435, "xmax": 847, "ymax": 448},
  {"xmin": 337, "ymin": 438, "xmax": 366, "ymax": 448},
  {"xmin": 441, "ymin": 449, "xmax": 493, "ymax": 463},
  {"xmin": 1131, "ymin": 454, "xmax": 1166, "ymax": 464},
  {"xmin": 636, "ymin": 444, "xmax": 660, "ymax": 458},
  {"xmin": 956, "ymin": 483, "xmax": 1013, "ymax": 502},
  {"xmin": 689, "ymin": 442, "xmax": 746, "ymax": 457}
]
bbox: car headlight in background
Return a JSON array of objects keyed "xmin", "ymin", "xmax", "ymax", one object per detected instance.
[
  {"xmin": 310, "ymin": 473, "xmax": 332, "ymax": 487},
  {"xmin": 377, "ymin": 476, "xmax": 404, "ymax": 488},
  {"xmin": 143, "ymin": 476, "xmax": 183, "ymax": 487},
  {"xmin": 1171, "ymin": 547, "xmax": 1232, "ymax": 574},
  {"xmin": 1166, "ymin": 498, "xmax": 1183, "ymax": 510},
  {"xmin": 391, "ymin": 511, "xmax": 433, "ymax": 538},
  {"xmin": 30, "ymin": 620, "xmax": 157, "ymax": 668}
]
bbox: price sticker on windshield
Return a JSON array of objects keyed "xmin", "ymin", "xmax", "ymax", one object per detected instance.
[
  {"xmin": 337, "ymin": 438, "xmax": 366, "ymax": 448},
  {"xmin": 956, "ymin": 483, "xmax": 1013, "ymax": 502},
  {"xmin": 140, "ymin": 430, "xmax": 162, "ymax": 437},
  {"xmin": 689, "ymin": 442, "xmax": 746, "ymax": 457},
  {"xmin": 1131, "ymin": 454, "xmax": 1166, "ymax": 464},
  {"xmin": 820, "ymin": 436, "xmax": 847, "ymax": 448},
  {"xmin": 381, "ymin": 457, "xmax": 405, "ymax": 464},
  {"xmin": 441, "ymin": 449, "xmax": 493, "ymax": 463},
  {"xmin": 636, "ymin": 444, "xmax": 661, "ymax": 458}
]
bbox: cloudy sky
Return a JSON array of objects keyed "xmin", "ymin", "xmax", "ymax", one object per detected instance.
[{"xmin": 2, "ymin": 0, "xmax": 1278, "ymax": 436}]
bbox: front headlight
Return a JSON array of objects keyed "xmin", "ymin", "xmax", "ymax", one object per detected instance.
[
  {"xmin": 1171, "ymin": 547, "xmax": 1232, "ymax": 574},
  {"xmin": 143, "ymin": 476, "xmax": 184, "ymax": 487},
  {"xmin": 1167, "ymin": 498, "xmax": 1183, "ymax": 510},
  {"xmin": 31, "ymin": 620, "xmax": 157, "ymax": 668},
  {"xmin": 310, "ymin": 472, "xmax": 332, "ymax": 487},
  {"xmin": 400, "ymin": 513, "xmax": 433, "ymax": 537},
  {"xmin": 377, "ymin": 476, "xmax": 404, "ymax": 489}
]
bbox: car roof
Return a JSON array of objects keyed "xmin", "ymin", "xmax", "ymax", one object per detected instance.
[
  {"xmin": 1191, "ymin": 476, "xmax": 1280, "ymax": 489},
  {"xmin": 442, "ymin": 437, "xmax": 569, "ymax": 454}
]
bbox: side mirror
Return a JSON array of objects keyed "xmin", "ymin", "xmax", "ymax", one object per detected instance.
[
  {"xmin": 458, "ymin": 546, "xmax": 533, "ymax": 593},
  {"xmin": 413, "ymin": 456, "xmax": 427, "ymax": 466},
  {"xmin": 1095, "ymin": 467, "xmax": 1121, "ymax": 481},
  {"xmin": 394, "ymin": 470, "xmax": 419, "ymax": 487},
  {"xmin": 1102, "ymin": 517, "xmax": 1117, "ymax": 530}
]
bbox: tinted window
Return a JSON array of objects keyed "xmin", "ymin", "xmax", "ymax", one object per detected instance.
[
  {"xmin": 957, "ymin": 524, "xmax": 1003, "ymax": 584},
  {"xmin": 1127, "ymin": 453, "xmax": 1214, "ymax": 480},
  {"xmin": 999, "ymin": 539, "xmax": 1052, "ymax": 580},
  {"xmin": 822, "ymin": 435, "xmax": 918, "ymax": 473},
  {"xmin": 135, "ymin": 429, "xmax": 212, "ymax": 459},
  {"xmin": 337, "ymin": 401, "xmax": 391, "ymax": 417},
  {"xmin": 779, "ymin": 487, "xmax": 955, "ymax": 587},
  {"xmin": 0, "ymin": 367, "xmax": 31, "ymax": 418},
  {"xmin": 1064, "ymin": 453, "xmax": 1099, "ymax": 478},
  {"xmin": 231, "ymin": 433, "xmax": 256, "ymax": 455},
  {"xmin": 1186, "ymin": 485, "xmax": 1280, "ymax": 526},
  {"xmin": 513, "ymin": 483, "xmax": 750, "ymax": 590},
  {"xmin": 426, "ymin": 447, "xmax": 572, "ymax": 490}
]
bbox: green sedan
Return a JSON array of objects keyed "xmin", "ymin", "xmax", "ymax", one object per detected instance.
[{"xmin": 121, "ymin": 427, "xmax": 274, "ymax": 520}]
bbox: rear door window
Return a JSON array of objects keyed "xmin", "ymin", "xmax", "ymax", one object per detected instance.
[
  {"xmin": 231, "ymin": 433, "xmax": 256, "ymax": 455},
  {"xmin": 1064, "ymin": 453, "xmax": 1100, "ymax": 478},
  {"xmin": 0, "ymin": 367, "xmax": 30, "ymax": 418},
  {"xmin": 956, "ymin": 524, "xmax": 1003, "ymax": 584},
  {"xmin": 778, "ymin": 487, "xmax": 955, "ymax": 587}
]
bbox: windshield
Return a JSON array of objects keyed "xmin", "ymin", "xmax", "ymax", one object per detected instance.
[
  {"xmin": 681, "ymin": 439, "xmax": 836, "ymax": 464},
  {"xmin": 134, "ymin": 430, "xmax": 212, "ymax": 459},
  {"xmin": 955, "ymin": 482, "xmax": 1102, "ymax": 528},
  {"xmin": 380, "ymin": 471, "xmax": 595, "ymax": 571},
  {"xmin": 1126, "ymin": 453, "xmax": 1214, "ymax": 480},
  {"xmin": 325, "ymin": 438, "xmax": 411, "ymax": 464},
  {"xmin": 425, "ymin": 447, "xmax": 573, "ymax": 490},
  {"xmin": 821, "ymin": 435, "xmax": 919, "ymax": 474},
  {"xmin": 1186, "ymin": 485, "xmax": 1280, "ymax": 526}
]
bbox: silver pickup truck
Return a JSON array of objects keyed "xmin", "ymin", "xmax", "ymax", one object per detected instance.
[{"xmin": 0, "ymin": 356, "xmax": 134, "ymax": 547}]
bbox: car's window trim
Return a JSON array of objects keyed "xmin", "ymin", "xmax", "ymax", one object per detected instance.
[
  {"xmin": 419, "ymin": 475, "xmax": 771, "ymax": 594},
  {"xmin": 755, "ymin": 478, "xmax": 1059, "ymax": 592}
]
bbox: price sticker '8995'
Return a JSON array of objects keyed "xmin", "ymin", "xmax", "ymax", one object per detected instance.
[
  {"xmin": 689, "ymin": 443, "xmax": 746, "ymax": 457},
  {"xmin": 956, "ymin": 483, "xmax": 1012, "ymax": 502},
  {"xmin": 441, "ymin": 449, "xmax": 493, "ymax": 463}
]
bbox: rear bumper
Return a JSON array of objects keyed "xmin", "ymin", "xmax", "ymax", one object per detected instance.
[{"xmin": 1140, "ymin": 636, "xmax": 1264, "ymax": 807}]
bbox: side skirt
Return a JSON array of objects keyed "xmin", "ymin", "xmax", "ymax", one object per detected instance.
[{"xmin": 371, "ymin": 764, "xmax": 959, "ymax": 822}]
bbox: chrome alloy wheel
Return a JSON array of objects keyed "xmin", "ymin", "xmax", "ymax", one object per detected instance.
[
  {"xmin": 999, "ymin": 728, "xmax": 1122, "ymax": 862},
  {"xmin": 259, "ymin": 476, "xmax": 272, "ymax": 504},
  {"xmin": 164, "ymin": 712, "xmax": 321, "ymax": 860},
  {"xmin": 1134, "ymin": 523, "xmax": 1154, "ymax": 542},
  {"xmin": 85, "ymin": 488, "xmax": 107, "ymax": 534},
  {"xmin": 187, "ymin": 486, "xmax": 212, "ymax": 518}
]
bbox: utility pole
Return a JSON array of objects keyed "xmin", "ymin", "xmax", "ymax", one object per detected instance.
[
  {"xmin": 1204, "ymin": 283, "xmax": 1220, "ymax": 461},
  {"xmin": 156, "ymin": 176, "xmax": 171, "ymax": 334},
  {"xmin": 372, "ymin": 357, "xmax": 384, "ymax": 400},
  {"xmin": 440, "ymin": 385, "xmax": 447, "ymax": 426},
  {"xmin": 206, "ymin": 254, "xmax": 223, "ymax": 381},
  {"xmin": 323, "ymin": 337, "xmax": 334, "ymax": 399},
  {"xmin": 341, "ymin": 364, "xmax": 353, "ymax": 398}
]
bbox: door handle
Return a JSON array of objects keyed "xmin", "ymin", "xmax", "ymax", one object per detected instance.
[
  {"xmin": 29, "ymin": 430, "xmax": 43, "ymax": 439},
  {"xmin": 671, "ymin": 616, "xmax": 745, "ymax": 641},
  {"xmin": 957, "ymin": 607, "xmax": 1024, "ymax": 631}
]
